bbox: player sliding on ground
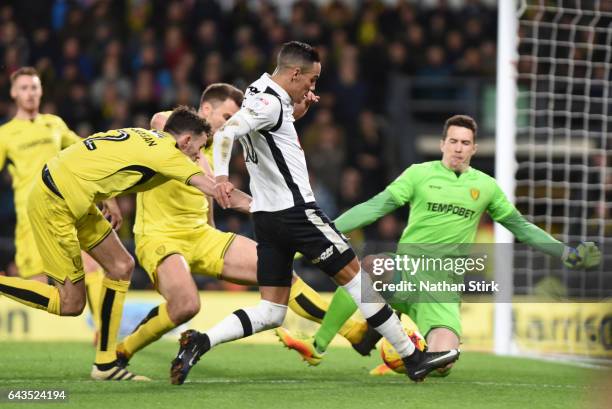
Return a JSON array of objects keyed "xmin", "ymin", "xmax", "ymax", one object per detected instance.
[
  {"xmin": 0, "ymin": 107, "xmax": 246, "ymax": 381},
  {"xmin": 170, "ymin": 41, "xmax": 459, "ymax": 385},
  {"xmin": 276, "ymin": 114, "xmax": 601, "ymax": 376},
  {"xmin": 115, "ymin": 83, "xmax": 366, "ymax": 366}
]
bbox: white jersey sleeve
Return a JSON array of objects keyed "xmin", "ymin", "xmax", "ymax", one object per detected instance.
[
  {"xmin": 239, "ymin": 92, "xmax": 283, "ymax": 132},
  {"xmin": 221, "ymin": 74, "xmax": 316, "ymax": 212}
]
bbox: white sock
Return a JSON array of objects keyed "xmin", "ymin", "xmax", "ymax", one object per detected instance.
[
  {"xmin": 207, "ymin": 300, "xmax": 287, "ymax": 348},
  {"xmin": 342, "ymin": 271, "xmax": 415, "ymax": 358}
]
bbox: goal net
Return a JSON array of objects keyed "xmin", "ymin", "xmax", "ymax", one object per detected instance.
[{"xmin": 512, "ymin": 0, "xmax": 611, "ymax": 301}]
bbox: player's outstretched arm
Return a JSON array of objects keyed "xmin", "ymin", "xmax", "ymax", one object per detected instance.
[
  {"xmin": 212, "ymin": 114, "xmax": 252, "ymax": 178},
  {"xmin": 213, "ymin": 92, "xmax": 280, "ymax": 178},
  {"xmin": 228, "ymin": 188, "xmax": 252, "ymax": 214},
  {"xmin": 196, "ymin": 154, "xmax": 216, "ymax": 227},
  {"xmin": 190, "ymin": 172, "xmax": 251, "ymax": 212},
  {"xmin": 189, "ymin": 173, "xmax": 226, "ymax": 206},
  {"xmin": 498, "ymin": 209, "xmax": 601, "ymax": 269},
  {"xmin": 560, "ymin": 242, "xmax": 601, "ymax": 269},
  {"xmin": 334, "ymin": 190, "xmax": 401, "ymax": 234}
]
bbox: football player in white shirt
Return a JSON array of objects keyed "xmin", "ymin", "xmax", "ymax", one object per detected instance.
[{"xmin": 171, "ymin": 41, "xmax": 459, "ymax": 385}]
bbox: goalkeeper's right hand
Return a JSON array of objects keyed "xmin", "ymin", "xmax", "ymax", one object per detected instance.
[{"xmin": 562, "ymin": 242, "xmax": 602, "ymax": 269}]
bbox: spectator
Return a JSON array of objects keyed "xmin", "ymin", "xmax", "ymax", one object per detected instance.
[
  {"xmin": 349, "ymin": 110, "xmax": 387, "ymax": 197},
  {"xmin": 308, "ymin": 124, "xmax": 345, "ymax": 194}
]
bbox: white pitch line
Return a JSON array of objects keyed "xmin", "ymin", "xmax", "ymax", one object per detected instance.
[
  {"xmin": 2, "ymin": 378, "xmax": 603, "ymax": 391},
  {"xmin": 518, "ymin": 353, "xmax": 612, "ymax": 371}
]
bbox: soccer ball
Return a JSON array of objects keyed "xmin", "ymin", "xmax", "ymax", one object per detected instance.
[{"xmin": 380, "ymin": 325, "xmax": 427, "ymax": 373}]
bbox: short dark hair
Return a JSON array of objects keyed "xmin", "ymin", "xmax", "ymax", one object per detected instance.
[
  {"xmin": 164, "ymin": 106, "xmax": 211, "ymax": 139},
  {"xmin": 442, "ymin": 115, "xmax": 478, "ymax": 141},
  {"xmin": 200, "ymin": 83, "xmax": 244, "ymax": 108},
  {"xmin": 277, "ymin": 41, "xmax": 320, "ymax": 71},
  {"xmin": 10, "ymin": 66, "xmax": 39, "ymax": 84}
]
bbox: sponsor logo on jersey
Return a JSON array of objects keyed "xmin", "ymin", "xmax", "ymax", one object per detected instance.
[
  {"xmin": 470, "ymin": 188, "xmax": 480, "ymax": 200},
  {"xmin": 426, "ymin": 202, "xmax": 476, "ymax": 219},
  {"xmin": 19, "ymin": 137, "xmax": 54, "ymax": 150}
]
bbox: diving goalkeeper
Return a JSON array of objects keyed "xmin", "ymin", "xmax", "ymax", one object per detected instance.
[{"xmin": 276, "ymin": 114, "xmax": 601, "ymax": 375}]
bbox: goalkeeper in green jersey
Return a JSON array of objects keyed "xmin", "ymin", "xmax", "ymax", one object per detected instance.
[{"xmin": 276, "ymin": 114, "xmax": 601, "ymax": 375}]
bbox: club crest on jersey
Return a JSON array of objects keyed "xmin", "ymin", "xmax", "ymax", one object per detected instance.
[{"xmin": 470, "ymin": 188, "xmax": 480, "ymax": 201}]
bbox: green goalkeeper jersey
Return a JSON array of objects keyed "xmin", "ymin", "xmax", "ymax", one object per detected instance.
[{"xmin": 385, "ymin": 160, "xmax": 514, "ymax": 244}]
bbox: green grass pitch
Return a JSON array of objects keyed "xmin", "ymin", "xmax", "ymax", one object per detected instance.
[{"xmin": 0, "ymin": 341, "xmax": 607, "ymax": 409}]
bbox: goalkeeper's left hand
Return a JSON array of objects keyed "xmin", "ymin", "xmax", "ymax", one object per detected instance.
[{"xmin": 562, "ymin": 242, "xmax": 602, "ymax": 269}]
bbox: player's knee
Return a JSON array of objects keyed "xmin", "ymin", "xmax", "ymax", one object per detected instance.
[
  {"xmin": 60, "ymin": 296, "xmax": 86, "ymax": 316},
  {"xmin": 108, "ymin": 255, "xmax": 135, "ymax": 281},
  {"xmin": 361, "ymin": 255, "xmax": 378, "ymax": 274}
]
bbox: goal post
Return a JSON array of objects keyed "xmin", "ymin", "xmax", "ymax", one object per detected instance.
[{"xmin": 494, "ymin": 0, "xmax": 518, "ymax": 356}]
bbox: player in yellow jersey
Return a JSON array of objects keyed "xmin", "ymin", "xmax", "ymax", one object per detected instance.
[
  {"xmin": 0, "ymin": 107, "xmax": 245, "ymax": 381},
  {"xmin": 115, "ymin": 83, "xmax": 367, "ymax": 366},
  {"xmin": 0, "ymin": 67, "xmax": 110, "ymax": 336}
]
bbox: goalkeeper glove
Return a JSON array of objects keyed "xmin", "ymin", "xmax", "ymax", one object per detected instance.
[{"xmin": 562, "ymin": 242, "xmax": 601, "ymax": 269}]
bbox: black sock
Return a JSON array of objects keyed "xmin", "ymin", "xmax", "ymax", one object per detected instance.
[{"xmin": 95, "ymin": 360, "xmax": 119, "ymax": 371}]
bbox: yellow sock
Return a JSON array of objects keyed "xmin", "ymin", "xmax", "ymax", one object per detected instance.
[
  {"xmin": 85, "ymin": 268, "xmax": 104, "ymax": 331},
  {"xmin": 402, "ymin": 314, "xmax": 427, "ymax": 351},
  {"xmin": 338, "ymin": 318, "xmax": 368, "ymax": 344},
  {"xmin": 288, "ymin": 276, "xmax": 329, "ymax": 323},
  {"xmin": 95, "ymin": 277, "xmax": 130, "ymax": 365},
  {"xmin": 402, "ymin": 314, "xmax": 421, "ymax": 334},
  {"xmin": 120, "ymin": 303, "xmax": 176, "ymax": 359},
  {"xmin": 0, "ymin": 275, "xmax": 60, "ymax": 315}
]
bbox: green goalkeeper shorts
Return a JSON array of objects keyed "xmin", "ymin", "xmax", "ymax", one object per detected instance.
[
  {"xmin": 391, "ymin": 301, "xmax": 462, "ymax": 339},
  {"xmin": 375, "ymin": 252, "xmax": 463, "ymax": 338}
]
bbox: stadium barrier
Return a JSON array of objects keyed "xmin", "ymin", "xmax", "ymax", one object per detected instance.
[{"xmin": 0, "ymin": 292, "xmax": 609, "ymax": 358}]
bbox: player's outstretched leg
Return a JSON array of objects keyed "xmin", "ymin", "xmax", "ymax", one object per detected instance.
[
  {"xmin": 117, "ymin": 254, "xmax": 199, "ymax": 366},
  {"xmin": 88, "ymin": 233, "xmax": 150, "ymax": 381},
  {"xmin": 170, "ymin": 329, "xmax": 211, "ymax": 385},
  {"xmin": 91, "ymin": 364, "xmax": 150, "ymax": 381},
  {"xmin": 221, "ymin": 236, "xmax": 366, "ymax": 347},
  {"xmin": 83, "ymin": 252, "xmax": 105, "ymax": 346},
  {"xmin": 275, "ymin": 327, "xmax": 324, "ymax": 366},
  {"xmin": 170, "ymin": 294, "xmax": 289, "ymax": 385},
  {"xmin": 334, "ymin": 259, "xmax": 459, "ymax": 381},
  {"xmin": 402, "ymin": 348, "xmax": 460, "ymax": 381}
]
